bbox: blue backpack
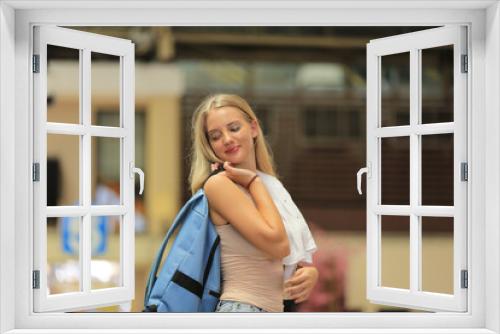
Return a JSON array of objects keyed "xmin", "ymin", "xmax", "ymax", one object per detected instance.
[{"xmin": 143, "ymin": 172, "xmax": 222, "ymax": 312}]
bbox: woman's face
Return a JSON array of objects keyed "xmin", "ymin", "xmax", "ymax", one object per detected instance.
[{"xmin": 205, "ymin": 106, "xmax": 258, "ymax": 165}]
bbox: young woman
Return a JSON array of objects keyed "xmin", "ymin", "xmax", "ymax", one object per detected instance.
[{"xmin": 189, "ymin": 94, "xmax": 318, "ymax": 312}]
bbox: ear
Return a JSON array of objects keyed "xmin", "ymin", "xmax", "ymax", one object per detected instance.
[{"xmin": 250, "ymin": 119, "xmax": 259, "ymax": 139}]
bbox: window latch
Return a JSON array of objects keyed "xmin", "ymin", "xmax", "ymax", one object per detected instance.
[
  {"xmin": 130, "ymin": 162, "xmax": 145, "ymax": 195},
  {"xmin": 356, "ymin": 162, "xmax": 371, "ymax": 195}
]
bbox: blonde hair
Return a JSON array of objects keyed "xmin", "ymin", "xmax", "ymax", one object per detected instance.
[{"xmin": 188, "ymin": 94, "xmax": 277, "ymax": 194}]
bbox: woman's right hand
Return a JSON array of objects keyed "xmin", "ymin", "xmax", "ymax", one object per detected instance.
[{"xmin": 211, "ymin": 161, "xmax": 256, "ymax": 188}]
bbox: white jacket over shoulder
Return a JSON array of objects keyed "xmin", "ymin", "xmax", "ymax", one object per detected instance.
[{"xmin": 256, "ymin": 171, "xmax": 317, "ymax": 270}]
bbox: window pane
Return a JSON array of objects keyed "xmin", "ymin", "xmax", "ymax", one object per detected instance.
[
  {"xmin": 421, "ymin": 45, "xmax": 454, "ymax": 124},
  {"xmin": 381, "ymin": 52, "xmax": 410, "ymax": 127},
  {"xmin": 421, "ymin": 217, "xmax": 454, "ymax": 294},
  {"xmin": 47, "ymin": 45, "xmax": 80, "ymax": 124},
  {"xmin": 47, "ymin": 134, "xmax": 80, "ymax": 206},
  {"xmin": 381, "ymin": 215, "xmax": 410, "ymax": 289},
  {"xmin": 97, "ymin": 111, "xmax": 146, "ymax": 170},
  {"xmin": 421, "ymin": 134, "xmax": 454, "ymax": 206},
  {"xmin": 381, "ymin": 136, "xmax": 410, "ymax": 205},
  {"xmin": 47, "ymin": 217, "xmax": 80, "ymax": 295},
  {"xmin": 91, "ymin": 216, "xmax": 121, "ymax": 290},
  {"xmin": 92, "ymin": 137, "xmax": 121, "ymax": 205},
  {"xmin": 91, "ymin": 52, "xmax": 121, "ymax": 127}
]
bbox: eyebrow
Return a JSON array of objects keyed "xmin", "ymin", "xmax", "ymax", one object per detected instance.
[{"xmin": 207, "ymin": 121, "xmax": 240, "ymax": 135}]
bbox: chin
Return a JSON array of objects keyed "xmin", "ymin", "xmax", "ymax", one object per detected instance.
[
  {"xmin": 224, "ymin": 154, "xmax": 245, "ymax": 165},
  {"xmin": 226, "ymin": 157, "xmax": 243, "ymax": 165}
]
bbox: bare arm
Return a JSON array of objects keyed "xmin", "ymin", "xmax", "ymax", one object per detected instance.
[{"xmin": 204, "ymin": 167, "xmax": 290, "ymax": 259}]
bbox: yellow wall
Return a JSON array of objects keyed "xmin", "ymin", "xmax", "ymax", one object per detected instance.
[{"xmin": 143, "ymin": 96, "xmax": 182, "ymax": 235}]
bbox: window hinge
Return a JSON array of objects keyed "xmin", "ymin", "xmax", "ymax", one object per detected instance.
[
  {"xmin": 33, "ymin": 270, "xmax": 40, "ymax": 289},
  {"xmin": 461, "ymin": 270, "xmax": 468, "ymax": 289},
  {"xmin": 32, "ymin": 55, "xmax": 40, "ymax": 73},
  {"xmin": 33, "ymin": 163, "xmax": 40, "ymax": 182},
  {"xmin": 461, "ymin": 54, "xmax": 468, "ymax": 73},
  {"xmin": 461, "ymin": 162, "xmax": 468, "ymax": 181}
]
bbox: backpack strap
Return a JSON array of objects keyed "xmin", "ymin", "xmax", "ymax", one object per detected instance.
[
  {"xmin": 202, "ymin": 164, "xmax": 225, "ymax": 189},
  {"xmin": 203, "ymin": 234, "xmax": 220, "ymax": 287},
  {"xmin": 143, "ymin": 166, "xmax": 224, "ymax": 309}
]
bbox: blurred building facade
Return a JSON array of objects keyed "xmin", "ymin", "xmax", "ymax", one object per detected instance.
[{"xmin": 45, "ymin": 27, "xmax": 453, "ymax": 312}]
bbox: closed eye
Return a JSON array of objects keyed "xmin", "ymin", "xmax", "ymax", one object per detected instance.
[
  {"xmin": 207, "ymin": 122, "xmax": 241, "ymax": 140},
  {"xmin": 209, "ymin": 133, "xmax": 221, "ymax": 141}
]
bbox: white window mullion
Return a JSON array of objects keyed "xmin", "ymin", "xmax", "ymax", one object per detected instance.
[
  {"xmin": 45, "ymin": 205, "xmax": 127, "ymax": 217},
  {"xmin": 413, "ymin": 206, "xmax": 454, "ymax": 217},
  {"xmin": 90, "ymin": 205, "xmax": 127, "ymax": 216},
  {"xmin": 89, "ymin": 126, "xmax": 126, "ymax": 138},
  {"xmin": 47, "ymin": 123, "xmax": 86, "ymax": 135},
  {"xmin": 78, "ymin": 48, "xmax": 85, "ymax": 294},
  {"xmin": 33, "ymin": 28, "xmax": 48, "ymax": 312},
  {"xmin": 453, "ymin": 26, "xmax": 468, "ymax": 310},
  {"xmin": 81, "ymin": 215, "xmax": 91, "ymax": 293},
  {"xmin": 375, "ymin": 122, "xmax": 455, "ymax": 138},
  {"xmin": 413, "ymin": 123, "xmax": 454, "ymax": 135},
  {"xmin": 376, "ymin": 215, "xmax": 382, "ymax": 288},
  {"xmin": 121, "ymin": 44, "xmax": 135, "ymax": 297},
  {"xmin": 409, "ymin": 48, "xmax": 420, "ymax": 294},
  {"xmin": 375, "ymin": 126, "xmax": 412, "ymax": 138},
  {"xmin": 374, "ymin": 205, "xmax": 411, "ymax": 215},
  {"xmin": 366, "ymin": 43, "xmax": 380, "ymax": 298},
  {"xmin": 81, "ymin": 48, "xmax": 92, "ymax": 294},
  {"xmin": 374, "ymin": 205, "xmax": 454, "ymax": 217},
  {"xmin": 46, "ymin": 123, "xmax": 127, "ymax": 138}
]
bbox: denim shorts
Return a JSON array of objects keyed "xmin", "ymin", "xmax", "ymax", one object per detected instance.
[{"xmin": 215, "ymin": 300, "xmax": 267, "ymax": 313}]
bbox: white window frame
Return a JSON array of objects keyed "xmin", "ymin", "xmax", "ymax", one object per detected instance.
[
  {"xmin": 365, "ymin": 26, "xmax": 468, "ymax": 312},
  {"xmin": 33, "ymin": 26, "xmax": 136, "ymax": 312},
  {"xmin": 0, "ymin": 1, "xmax": 499, "ymax": 334}
]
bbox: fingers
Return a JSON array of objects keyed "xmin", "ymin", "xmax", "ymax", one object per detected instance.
[
  {"xmin": 284, "ymin": 276, "xmax": 306, "ymax": 289},
  {"xmin": 284, "ymin": 283, "xmax": 307, "ymax": 301},
  {"xmin": 223, "ymin": 161, "xmax": 233, "ymax": 170},
  {"xmin": 284, "ymin": 270, "xmax": 307, "ymax": 288},
  {"xmin": 284, "ymin": 267, "xmax": 318, "ymax": 303},
  {"xmin": 214, "ymin": 161, "xmax": 255, "ymax": 187},
  {"xmin": 285, "ymin": 267, "xmax": 318, "ymax": 287},
  {"xmin": 211, "ymin": 162, "xmax": 228, "ymax": 172},
  {"xmin": 294, "ymin": 292, "xmax": 309, "ymax": 304}
]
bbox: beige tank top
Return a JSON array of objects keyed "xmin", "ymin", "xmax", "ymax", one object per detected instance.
[
  {"xmin": 215, "ymin": 224, "xmax": 284, "ymax": 312},
  {"xmin": 214, "ymin": 184, "xmax": 284, "ymax": 312}
]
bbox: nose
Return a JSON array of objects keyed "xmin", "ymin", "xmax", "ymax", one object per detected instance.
[{"xmin": 222, "ymin": 131, "xmax": 234, "ymax": 145}]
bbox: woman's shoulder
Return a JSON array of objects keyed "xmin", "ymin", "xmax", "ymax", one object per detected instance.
[
  {"xmin": 203, "ymin": 172, "xmax": 231, "ymax": 195},
  {"xmin": 204, "ymin": 172, "xmax": 251, "ymax": 199}
]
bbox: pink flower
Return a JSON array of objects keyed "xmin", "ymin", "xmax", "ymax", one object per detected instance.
[{"xmin": 296, "ymin": 221, "xmax": 349, "ymax": 312}]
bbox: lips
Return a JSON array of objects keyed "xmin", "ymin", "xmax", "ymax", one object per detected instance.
[{"xmin": 225, "ymin": 146, "xmax": 240, "ymax": 154}]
